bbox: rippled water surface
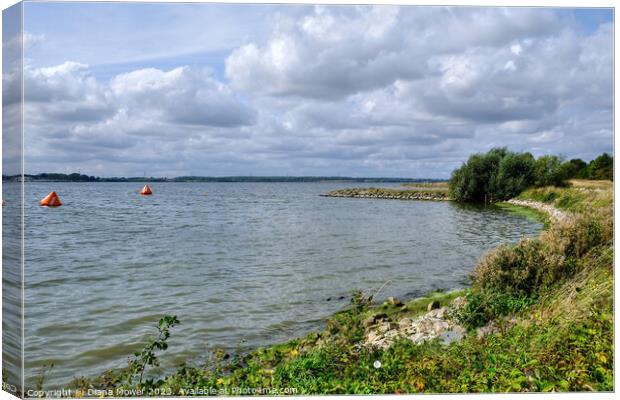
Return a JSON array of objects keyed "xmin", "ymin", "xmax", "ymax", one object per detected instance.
[{"xmin": 5, "ymin": 182, "xmax": 543, "ymax": 387}]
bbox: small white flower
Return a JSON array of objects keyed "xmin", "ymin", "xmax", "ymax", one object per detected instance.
[{"xmin": 373, "ymin": 360, "xmax": 382, "ymax": 369}]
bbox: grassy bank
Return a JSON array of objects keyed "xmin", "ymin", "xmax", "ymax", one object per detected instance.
[
  {"xmin": 71, "ymin": 180, "xmax": 612, "ymax": 395},
  {"xmin": 518, "ymin": 179, "xmax": 613, "ymax": 213},
  {"xmin": 400, "ymin": 181, "xmax": 449, "ymax": 190}
]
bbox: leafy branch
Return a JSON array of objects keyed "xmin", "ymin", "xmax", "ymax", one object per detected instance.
[{"xmin": 124, "ymin": 315, "xmax": 180, "ymax": 388}]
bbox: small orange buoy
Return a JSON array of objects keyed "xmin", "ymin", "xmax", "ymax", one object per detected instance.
[
  {"xmin": 40, "ymin": 192, "xmax": 62, "ymax": 207},
  {"xmin": 140, "ymin": 184, "xmax": 153, "ymax": 195}
]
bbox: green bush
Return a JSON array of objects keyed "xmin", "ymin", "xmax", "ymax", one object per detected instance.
[
  {"xmin": 587, "ymin": 153, "xmax": 613, "ymax": 180},
  {"xmin": 556, "ymin": 154, "xmax": 613, "ymax": 181},
  {"xmin": 470, "ymin": 239, "xmax": 561, "ymax": 297},
  {"xmin": 449, "ymin": 148, "xmax": 540, "ymax": 203},
  {"xmin": 533, "ymin": 155, "xmax": 570, "ymax": 187},
  {"xmin": 495, "ymin": 152, "xmax": 536, "ymax": 199},
  {"xmin": 449, "ymin": 149, "xmax": 612, "ymax": 204},
  {"xmin": 449, "ymin": 148, "xmax": 509, "ymax": 203},
  {"xmin": 454, "ymin": 289, "xmax": 533, "ymax": 329},
  {"xmin": 564, "ymin": 158, "xmax": 589, "ymax": 179},
  {"xmin": 479, "ymin": 216, "xmax": 606, "ymax": 291},
  {"xmin": 545, "ymin": 213, "xmax": 612, "ymax": 259}
]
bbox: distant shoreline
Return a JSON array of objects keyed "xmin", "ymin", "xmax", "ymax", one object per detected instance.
[{"xmin": 3, "ymin": 173, "xmax": 448, "ymax": 184}]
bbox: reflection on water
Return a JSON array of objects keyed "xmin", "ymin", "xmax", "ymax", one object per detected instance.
[{"xmin": 14, "ymin": 182, "xmax": 542, "ymax": 388}]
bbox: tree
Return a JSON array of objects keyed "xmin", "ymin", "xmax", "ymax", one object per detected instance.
[
  {"xmin": 533, "ymin": 155, "xmax": 569, "ymax": 187},
  {"xmin": 588, "ymin": 153, "xmax": 613, "ymax": 181},
  {"xmin": 448, "ymin": 148, "xmax": 505, "ymax": 203},
  {"xmin": 496, "ymin": 152, "xmax": 536, "ymax": 199},
  {"xmin": 561, "ymin": 158, "xmax": 588, "ymax": 179},
  {"xmin": 449, "ymin": 150, "xmax": 613, "ymax": 204},
  {"xmin": 449, "ymin": 148, "xmax": 532, "ymax": 203}
]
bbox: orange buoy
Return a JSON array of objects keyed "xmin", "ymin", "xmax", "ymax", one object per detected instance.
[
  {"xmin": 140, "ymin": 184, "xmax": 153, "ymax": 195},
  {"xmin": 40, "ymin": 192, "xmax": 62, "ymax": 207}
]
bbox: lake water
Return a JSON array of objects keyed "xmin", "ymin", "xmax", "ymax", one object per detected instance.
[{"xmin": 3, "ymin": 182, "xmax": 543, "ymax": 388}]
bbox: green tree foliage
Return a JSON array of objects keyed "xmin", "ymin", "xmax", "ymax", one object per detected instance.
[
  {"xmin": 559, "ymin": 154, "xmax": 613, "ymax": 181},
  {"xmin": 587, "ymin": 153, "xmax": 613, "ymax": 180},
  {"xmin": 449, "ymin": 148, "xmax": 508, "ymax": 203},
  {"xmin": 495, "ymin": 152, "xmax": 536, "ymax": 200},
  {"xmin": 564, "ymin": 158, "xmax": 588, "ymax": 179},
  {"xmin": 449, "ymin": 148, "xmax": 537, "ymax": 203},
  {"xmin": 450, "ymin": 149, "xmax": 613, "ymax": 203},
  {"xmin": 533, "ymin": 155, "xmax": 570, "ymax": 187}
]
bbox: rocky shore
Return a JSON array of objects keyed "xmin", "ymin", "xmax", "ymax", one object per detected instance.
[
  {"xmin": 363, "ymin": 297, "xmax": 466, "ymax": 349},
  {"xmin": 506, "ymin": 198, "xmax": 570, "ymax": 222},
  {"xmin": 322, "ymin": 188, "xmax": 452, "ymax": 201},
  {"xmin": 361, "ymin": 294, "xmax": 517, "ymax": 350}
]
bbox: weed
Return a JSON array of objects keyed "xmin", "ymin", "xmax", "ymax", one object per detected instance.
[{"xmin": 122, "ymin": 315, "xmax": 179, "ymax": 390}]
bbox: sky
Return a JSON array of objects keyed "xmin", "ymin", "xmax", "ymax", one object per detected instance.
[{"xmin": 8, "ymin": 2, "xmax": 614, "ymax": 178}]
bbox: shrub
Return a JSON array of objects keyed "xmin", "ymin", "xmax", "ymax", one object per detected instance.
[
  {"xmin": 473, "ymin": 213, "xmax": 610, "ymax": 295},
  {"xmin": 448, "ymin": 148, "xmax": 546, "ymax": 204},
  {"xmin": 587, "ymin": 153, "xmax": 613, "ymax": 181},
  {"xmin": 543, "ymin": 212, "xmax": 612, "ymax": 259},
  {"xmin": 456, "ymin": 204, "xmax": 612, "ymax": 334},
  {"xmin": 471, "ymin": 239, "xmax": 564, "ymax": 297},
  {"xmin": 495, "ymin": 152, "xmax": 536, "ymax": 199},
  {"xmin": 454, "ymin": 289, "xmax": 533, "ymax": 329},
  {"xmin": 564, "ymin": 158, "xmax": 589, "ymax": 179},
  {"xmin": 449, "ymin": 150, "xmax": 612, "ymax": 204},
  {"xmin": 449, "ymin": 149, "xmax": 505, "ymax": 203},
  {"xmin": 533, "ymin": 155, "xmax": 570, "ymax": 188}
]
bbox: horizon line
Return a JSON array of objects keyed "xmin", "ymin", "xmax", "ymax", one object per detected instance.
[{"xmin": 3, "ymin": 173, "xmax": 450, "ymax": 181}]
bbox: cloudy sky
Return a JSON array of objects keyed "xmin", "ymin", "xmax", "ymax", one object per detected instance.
[{"xmin": 13, "ymin": 3, "xmax": 614, "ymax": 178}]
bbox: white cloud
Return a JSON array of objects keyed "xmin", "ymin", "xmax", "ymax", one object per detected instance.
[
  {"xmin": 21, "ymin": 6, "xmax": 613, "ymax": 178},
  {"xmin": 23, "ymin": 63, "xmax": 258, "ymax": 175},
  {"xmin": 3, "ymin": 31, "xmax": 45, "ymax": 53},
  {"xmin": 226, "ymin": 6, "xmax": 424, "ymax": 99},
  {"xmin": 503, "ymin": 60, "xmax": 517, "ymax": 71},
  {"xmin": 225, "ymin": 7, "xmax": 562, "ymax": 101},
  {"xmin": 110, "ymin": 66, "xmax": 256, "ymax": 127}
]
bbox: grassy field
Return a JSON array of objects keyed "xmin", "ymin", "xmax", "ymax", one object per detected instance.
[
  {"xmin": 518, "ymin": 180, "xmax": 613, "ymax": 213},
  {"xmin": 70, "ymin": 180, "xmax": 613, "ymax": 395}
]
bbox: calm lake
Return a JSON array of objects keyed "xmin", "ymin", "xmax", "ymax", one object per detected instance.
[{"xmin": 4, "ymin": 182, "xmax": 543, "ymax": 388}]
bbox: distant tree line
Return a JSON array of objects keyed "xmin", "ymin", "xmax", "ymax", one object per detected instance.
[
  {"xmin": 1, "ymin": 173, "xmax": 166, "ymax": 182},
  {"xmin": 449, "ymin": 148, "xmax": 613, "ymax": 203},
  {"xmin": 30, "ymin": 173, "xmax": 99, "ymax": 182},
  {"xmin": 562, "ymin": 153, "xmax": 613, "ymax": 181},
  {"xmin": 2, "ymin": 173, "xmax": 445, "ymax": 184}
]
